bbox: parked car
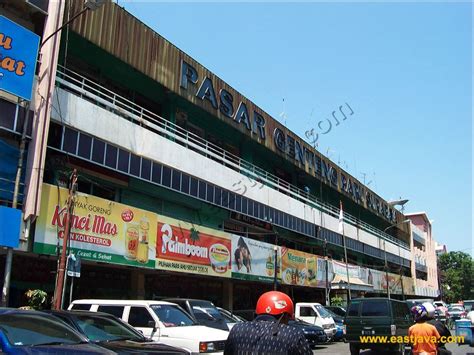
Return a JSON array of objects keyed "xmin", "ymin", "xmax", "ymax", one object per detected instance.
[
  {"xmin": 216, "ymin": 307, "xmax": 244, "ymax": 330},
  {"xmin": 446, "ymin": 305, "xmax": 467, "ymax": 329},
  {"xmin": 324, "ymin": 307, "xmax": 344, "ymax": 341},
  {"xmin": 46, "ymin": 310, "xmax": 191, "ymax": 354},
  {"xmin": 294, "ymin": 302, "xmax": 337, "ymax": 340},
  {"xmin": 344, "ymin": 298, "xmax": 412, "ymax": 355},
  {"xmin": 287, "ymin": 319, "xmax": 327, "ymax": 348},
  {"xmin": 163, "ymin": 298, "xmax": 229, "ymax": 332},
  {"xmin": 69, "ymin": 299, "xmax": 229, "ymax": 354},
  {"xmin": 326, "ymin": 306, "xmax": 346, "ymax": 317},
  {"xmin": 433, "ymin": 301, "xmax": 448, "ymax": 320},
  {"xmin": 0, "ymin": 309, "xmax": 112, "ymax": 354},
  {"xmin": 464, "ymin": 300, "xmax": 474, "ymax": 312}
]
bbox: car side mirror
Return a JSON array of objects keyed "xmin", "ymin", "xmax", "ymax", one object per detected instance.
[{"xmin": 148, "ymin": 320, "xmax": 158, "ymax": 331}]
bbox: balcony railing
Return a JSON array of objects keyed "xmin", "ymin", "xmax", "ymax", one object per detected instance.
[{"xmin": 55, "ymin": 65, "xmax": 410, "ymax": 250}]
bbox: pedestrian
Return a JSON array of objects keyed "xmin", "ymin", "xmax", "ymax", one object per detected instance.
[
  {"xmin": 422, "ymin": 302, "xmax": 452, "ymax": 355},
  {"xmin": 409, "ymin": 304, "xmax": 441, "ymax": 355},
  {"xmin": 224, "ymin": 291, "xmax": 312, "ymax": 355}
]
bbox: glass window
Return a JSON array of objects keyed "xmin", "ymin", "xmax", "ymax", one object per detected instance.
[
  {"xmin": 118, "ymin": 149, "xmax": 130, "ymax": 173},
  {"xmin": 206, "ymin": 185, "xmax": 214, "ymax": 203},
  {"xmin": 315, "ymin": 305, "xmax": 331, "ymax": 318},
  {"xmin": 162, "ymin": 166, "xmax": 171, "ymax": 187},
  {"xmin": 214, "ymin": 187, "xmax": 222, "ymax": 205},
  {"xmin": 0, "ymin": 314, "xmax": 84, "ymax": 346},
  {"xmin": 190, "ymin": 301, "xmax": 226, "ymax": 322},
  {"xmin": 128, "ymin": 307, "xmax": 154, "ymax": 328},
  {"xmin": 228, "ymin": 192, "xmax": 236, "ymax": 210},
  {"xmin": 172, "ymin": 170, "xmax": 181, "ymax": 191},
  {"xmin": 299, "ymin": 307, "xmax": 316, "ymax": 317},
  {"xmin": 97, "ymin": 305, "xmax": 125, "ymax": 318},
  {"xmin": 150, "ymin": 305, "xmax": 195, "ymax": 327},
  {"xmin": 92, "ymin": 139, "xmax": 105, "ymax": 164},
  {"xmin": 181, "ymin": 174, "xmax": 190, "ymax": 194},
  {"xmin": 152, "ymin": 163, "xmax": 162, "ymax": 184},
  {"xmin": 361, "ymin": 301, "xmax": 389, "ymax": 317},
  {"xmin": 70, "ymin": 303, "xmax": 92, "ymax": 311},
  {"xmin": 241, "ymin": 197, "xmax": 248, "ymax": 215},
  {"xmin": 221, "ymin": 190, "xmax": 229, "ymax": 208},
  {"xmin": 63, "ymin": 127, "xmax": 78, "ymax": 154},
  {"xmin": 129, "ymin": 155, "xmax": 141, "ymax": 177},
  {"xmin": 190, "ymin": 177, "xmax": 198, "ymax": 197},
  {"xmin": 347, "ymin": 301, "xmax": 360, "ymax": 317},
  {"xmin": 141, "ymin": 158, "xmax": 151, "ymax": 181},
  {"xmin": 247, "ymin": 200, "xmax": 254, "ymax": 216},
  {"xmin": 235, "ymin": 195, "xmax": 242, "ymax": 212},
  {"xmin": 47, "ymin": 123, "xmax": 63, "ymax": 149},
  {"xmin": 75, "ymin": 314, "xmax": 143, "ymax": 342},
  {"xmin": 105, "ymin": 145, "xmax": 118, "ymax": 169},
  {"xmin": 78, "ymin": 133, "xmax": 92, "ymax": 159},
  {"xmin": 198, "ymin": 181, "xmax": 206, "ymax": 200}
]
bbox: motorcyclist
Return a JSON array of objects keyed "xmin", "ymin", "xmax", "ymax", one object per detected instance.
[
  {"xmin": 422, "ymin": 302, "xmax": 452, "ymax": 355},
  {"xmin": 224, "ymin": 291, "xmax": 312, "ymax": 355},
  {"xmin": 409, "ymin": 304, "xmax": 440, "ymax": 355}
]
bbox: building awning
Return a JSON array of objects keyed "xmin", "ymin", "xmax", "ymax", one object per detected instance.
[{"xmin": 331, "ymin": 274, "xmax": 374, "ymax": 291}]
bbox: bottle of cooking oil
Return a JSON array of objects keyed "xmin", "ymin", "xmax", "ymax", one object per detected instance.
[{"xmin": 137, "ymin": 215, "xmax": 149, "ymax": 264}]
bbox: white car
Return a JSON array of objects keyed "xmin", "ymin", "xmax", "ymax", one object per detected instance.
[{"xmin": 69, "ymin": 299, "xmax": 229, "ymax": 354}]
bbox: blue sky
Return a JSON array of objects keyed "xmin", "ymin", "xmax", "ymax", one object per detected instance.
[{"xmin": 122, "ymin": 2, "xmax": 472, "ymax": 254}]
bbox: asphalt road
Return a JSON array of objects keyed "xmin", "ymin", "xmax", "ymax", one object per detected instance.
[{"xmin": 312, "ymin": 341, "xmax": 472, "ymax": 354}]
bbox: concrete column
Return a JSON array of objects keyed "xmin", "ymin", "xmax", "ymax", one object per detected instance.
[
  {"xmin": 130, "ymin": 271, "xmax": 145, "ymax": 300},
  {"xmin": 223, "ymin": 280, "xmax": 233, "ymax": 311}
]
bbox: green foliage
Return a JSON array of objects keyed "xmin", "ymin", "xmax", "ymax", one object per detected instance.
[
  {"xmin": 331, "ymin": 296, "xmax": 344, "ymax": 307},
  {"xmin": 438, "ymin": 252, "xmax": 474, "ymax": 303},
  {"xmin": 24, "ymin": 289, "xmax": 48, "ymax": 310}
]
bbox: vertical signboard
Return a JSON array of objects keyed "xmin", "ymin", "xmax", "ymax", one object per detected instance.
[
  {"xmin": 281, "ymin": 248, "xmax": 318, "ymax": 287},
  {"xmin": 0, "ymin": 16, "xmax": 40, "ymax": 100},
  {"xmin": 156, "ymin": 216, "xmax": 231, "ymax": 278},
  {"xmin": 34, "ymin": 183, "xmax": 157, "ymax": 268},
  {"xmin": 231, "ymin": 235, "xmax": 280, "ymax": 282}
]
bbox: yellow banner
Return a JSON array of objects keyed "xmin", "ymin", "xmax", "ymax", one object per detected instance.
[{"xmin": 281, "ymin": 248, "xmax": 318, "ymax": 287}]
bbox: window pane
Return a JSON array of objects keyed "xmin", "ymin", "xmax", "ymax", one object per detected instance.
[
  {"xmin": 130, "ymin": 155, "xmax": 141, "ymax": 177},
  {"xmin": 172, "ymin": 170, "xmax": 181, "ymax": 191},
  {"xmin": 78, "ymin": 133, "xmax": 92, "ymax": 159},
  {"xmin": 221, "ymin": 190, "xmax": 229, "ymax": 208},
  {"xmin": 97, "ymin": 306, "xmax": 124, "ymax": 318},
  {"xmin": 190, "ymin": 177, "xmax": 198, "ymax": 197},
  {"xmin": 241, "ymin": 197, "xmax": 248, "ymax": 215},
  {"xmin": 63, "ymin": 127, "xmax": 78, "ymax": 154},
  {"xmin": 247, "ymin": 200, "xmax": 254, "ymax": 216},
  {"xmin": 214, "ymin": 187, "xmax": 222, "ymax": 206},
  {"xmin": 235, "ymin": 195, "xmax": 242, "ymax": 212},
  {"xmin": 152, "ymin": 163, "xmax": 162, "ymax": 184},
  {"xmin": 105, "ymin": 145, "xmax": 118, "ymax": 169},
  {"xmin": 92, "ymin": 139, "xmax": 105, "ymax": 164},
  {"xmin": 141, "ymin": 158, "xmax": 151, "ymax": 180},
  {"xmin": 118, "ymin": 149, "xmax": 130, "ymax": 173},
  {"xmin": 347, "ymin": 302, "xmax": 360, "ymax": 317},
  {"xmin": 128, "ymin": 307, "xmax": 154, "ymax": 328},
  {"xmin": 162, "ymin": 166, "xmax": 171, "ymax": 187},
  {"xmin": 181, "ymin": 174, "xmax": 190, "ymax": 194},
  {"xmin": 198, "ymin": 181, "xmax": 206, "ymax": 200},
  {"xmin": 47, "ymin": 122, "xmax": 63, "ymax": 149},
  {"xmin": 228, "ymin": 192, "xmax": 236, "ymax": 210},
  {"xmin": 361, "ymin": 301, "xmax": 388, "ymax": 317},
  {"xmin": 206, "ymin": 185, "xmax": 214, "ymax": 203}
]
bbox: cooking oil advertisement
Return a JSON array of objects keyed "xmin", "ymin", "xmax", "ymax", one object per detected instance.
[
  {"xmin": 281, "ymin": 248, "xmax": 318, "ymax": 287},
  {"xmin": 156, "ymin": 215, "xmax": 232, "ymax": 278},
  {"xmin": 231, "ymin": 234, "xmax": 281, "ymax": 282},
  {"xmin": 34, "ymin": 183, "xmax": 156, "ymax": 268}
]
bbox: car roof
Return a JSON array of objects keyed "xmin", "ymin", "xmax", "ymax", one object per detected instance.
[
  {"xmin": 163, "ymin": 298, "xmax": 213, "ymax": 303},
  {"xmin": 71, "ymin": 299, "xmax": 177, "ymax": 306},
  {"xmin": 46, "ymin": 309, "xmax": 120, "ymax": 318}
]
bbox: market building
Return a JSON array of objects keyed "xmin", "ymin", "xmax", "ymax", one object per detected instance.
[{"xmin": 0, "ymin": 1, "xmax": 438, "ymax": 309}]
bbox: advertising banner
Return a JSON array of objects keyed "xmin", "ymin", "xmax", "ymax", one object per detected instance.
[
  {"xmin": 156, "ymin": 216, "xmax": 231, "ymax": 278},
  {"xmin": 231, "ymin": 235, "xmax": 280, "ymax": 282},
  {"xmin": 281, "ymin": 248, "xmax": 318, "ymax": 287},
  {"xmin": 369, "ymin": 269, "xmax": 385, "ymax": 291},
  {"xmin": 332, "ymin": 260, "xmax": 360, "ymax": 279},
  {"xmin": 34, "ymin": 183, "xmax": 156, "ymax": 268},
  {"xmin": 0, "ymin": 16, "xmax": 40, "ymax": 101}
]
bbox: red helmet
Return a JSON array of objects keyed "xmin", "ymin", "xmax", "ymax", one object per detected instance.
[{"xmin": 255, "ymin": 291, "xmax": 294, "ymax": 318}]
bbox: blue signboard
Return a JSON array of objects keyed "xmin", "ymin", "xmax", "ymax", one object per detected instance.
[
  {"xmin": 0, "ymin": 206, "xmax": 21, "ymax": 248},
  {"xmin": 0, "ymin": 16, "xmax": 40, "ymax": 101}
]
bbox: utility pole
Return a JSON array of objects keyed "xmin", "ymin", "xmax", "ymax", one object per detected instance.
[
  {"xmin": 273, "ymin": 225, "xmax": 278, "ymax": 291},
  {"xmin": 324, "ymin": 237, "xmax": 330, "ymax": 305},
  {"xmin": 384, "ymin": 240, "xmax": 391, "ymax": 299},
  {"xmin": 53, "ymin": 169, "xmax": 77, "ymax": 310}
]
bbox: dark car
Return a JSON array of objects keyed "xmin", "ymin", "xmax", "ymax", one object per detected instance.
[
  {"xmin": 344, "ymin": 298, "xmax": 412, "ymax": 355},
  {"xmin": 324, "ymin": 308, "xmax": 344, "ymax": 341},
  {"xmin": 163, "ymin": 298, "xmax": 229, "ymax": 331},
  {"xmin": 326, "ymin": 306, "xmax": 346, "ymax": 318},
  {"xmin": 0, "ymin": 308, "xmax": 112, "ymax": 354},
  {"xmin": 288, "ymin": 319, "xmax": 327, "ymax": 348},
  {"xmin": 46, "ymin": 310, "xmax": 190, "ymax": 354}
]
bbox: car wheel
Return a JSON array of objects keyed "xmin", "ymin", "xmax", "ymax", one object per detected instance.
[{"xmin": 349, "ymin": 343, "xmax": 360, "ymax": 355}]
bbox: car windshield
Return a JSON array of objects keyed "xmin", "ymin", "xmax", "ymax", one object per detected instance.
[
  {"xmin": 314, "ymin": 305, "xmax": 331, "ymax": 318},
  {"xmin": 150, "ymin": 305, "xmax": 195, "ymax": 327},
  {"xmin": 218, "ymin": 310, "xmax": 237, "ymax": 323},
  {"xmin": 190, "ymin": 301, "xmax": 225, "ymax": 322},
  {"xmin": 74, "ymin": 314, "xmax": 144, "ymax": 342},
  {"xmin": 324, "ymin": 308, "xmax": 339, "ymax": 318},
  {"xmin": 448, "ymin": 306, "xmax": 463, "ymax": 312},
  {"xmin": 0, "ymin": 313, "xmax": 85, "ymax": 347}
]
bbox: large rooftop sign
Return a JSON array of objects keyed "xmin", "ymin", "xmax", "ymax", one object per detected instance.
[
  {"xmin": 69, "ymin": 1, "xmax": 403, "ymax": 226},
  {"xmin": 0, "ymin": 16, "xmax": 40, "ymax": 101}
]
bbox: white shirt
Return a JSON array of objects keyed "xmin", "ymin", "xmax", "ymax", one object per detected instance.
[{"xmin": 467, "ymin": 310, "xmax": 474, "ymax": 324}]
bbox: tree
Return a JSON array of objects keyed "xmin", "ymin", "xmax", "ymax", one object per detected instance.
[{"xmin": 438, "ymin": 251, "xmax": 474, "ymax": 302}]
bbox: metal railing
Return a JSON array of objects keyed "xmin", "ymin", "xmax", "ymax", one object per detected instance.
[{"xmin": 55, "ymin": 65, "xmax": 409, "ymax": 250}]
